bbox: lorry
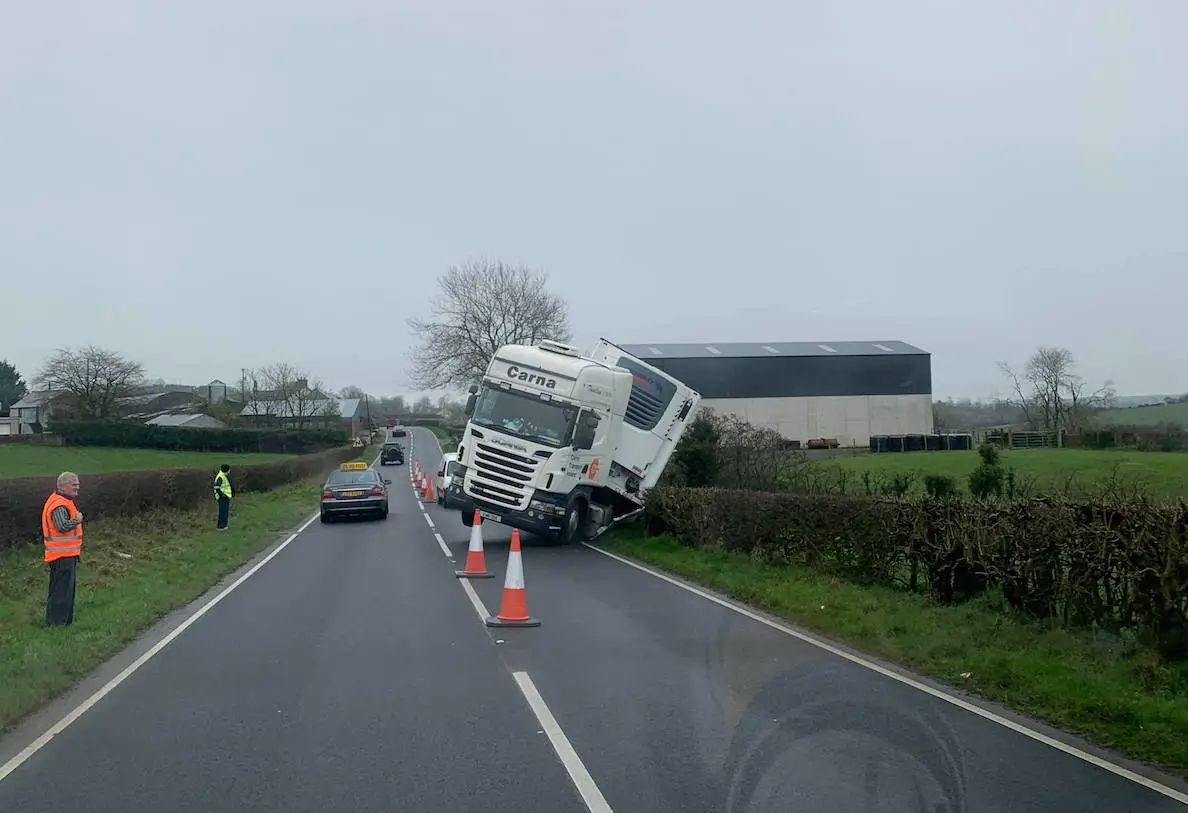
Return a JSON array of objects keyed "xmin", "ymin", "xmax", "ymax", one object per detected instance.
[{"xmin": 445, "ymin": 338, "xmax": 701, "ymax": 544}]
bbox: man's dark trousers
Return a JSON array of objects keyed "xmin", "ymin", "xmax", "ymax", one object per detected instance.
[
  {"xmin": 46, "ymin": 555, "xmax": 78, "ymax": 627},
  {"xmin": 217, "ymin": 494, "xmax": 230, "ymax": 529}
]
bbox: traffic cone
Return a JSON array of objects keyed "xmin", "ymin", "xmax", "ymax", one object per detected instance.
[
  {"xmin": 455, "ymin": 510, "xmax": 494, "ymax": 579},
  {"xmin": 486, "ymin": 529, "xmax": 540, "ymax": 628},
  {"xmin": 423, "ymin": 474, "xmax": 434, "ymax": 502}
]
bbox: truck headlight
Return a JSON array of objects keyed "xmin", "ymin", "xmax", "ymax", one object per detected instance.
[{"xmin": 530, "ymin": 500, "xmax": 565, "ymax": 516}]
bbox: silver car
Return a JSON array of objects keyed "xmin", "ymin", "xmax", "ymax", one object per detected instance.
[{"xmin": 320, "ymin": 462, "xmax": 391, "ymax": 522}]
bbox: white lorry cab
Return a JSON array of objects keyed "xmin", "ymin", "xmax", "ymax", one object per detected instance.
[{"xmin": 447, "ymin": 338, "xmax": 701, "ymax": 544}]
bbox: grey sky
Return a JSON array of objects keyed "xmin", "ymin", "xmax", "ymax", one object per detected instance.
[{"xmin": 2, "ymin": 0, "xmax": 1185, "ymax": 400}]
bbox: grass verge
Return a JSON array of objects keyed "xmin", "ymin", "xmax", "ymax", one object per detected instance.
[
  {"xmin": 0, "ymin": 445, "xmax": 295, "ymax": 479},
  {"xmin": 606, "ymin": 527, "xmax": 1188, "ymax": 777},
  {"xmin": 0, "ymin": 476, "xmax": 334, "ymax": 734}
]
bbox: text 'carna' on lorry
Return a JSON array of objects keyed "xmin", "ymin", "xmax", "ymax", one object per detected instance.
[{"xmin": 444, "ymin": 338, "xmax": 701, "ymax": 544}]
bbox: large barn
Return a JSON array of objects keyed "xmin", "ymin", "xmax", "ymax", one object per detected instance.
[{"xmin": 618, "ymin": 340, "xmax": 934, "ymax": 447}]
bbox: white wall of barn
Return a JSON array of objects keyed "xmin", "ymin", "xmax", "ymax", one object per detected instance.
[{"xmin": 698, "ymin": 395, "xmax": 934, "ymax": 447}]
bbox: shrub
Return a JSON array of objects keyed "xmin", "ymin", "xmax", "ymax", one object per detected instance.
[
  {"xmin": 642, "ymin": 486, "xmax": 1188, "ymax": 660},
  {"xmin": 0, "ymin": 446, "xmax": 361, "ymax": 552},
  {"xmin": 923, "ymin": 474, "xmax": 959, "ymax": 498},
  {"xmin": 968, "ymin": 443, "xmax": 1006, "ymax": 498},
  {"xmin": 48, "ymin": 420, "xmax": 346, "ymax": 454},
  {"xmin": 668, "ymin": 411, "xmax": 721, "ymax": 487}
]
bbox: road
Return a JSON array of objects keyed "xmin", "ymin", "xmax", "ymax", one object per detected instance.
[{"xmin": 1, "ymin": 426, "xmax": 1185, "ymax": 811}]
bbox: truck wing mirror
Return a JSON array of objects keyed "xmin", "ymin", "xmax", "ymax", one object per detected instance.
[
  {"xmin": 464, "ymin": 393, "xmax": 477, "ymax": 417},
  {"xmin": 468, "ymin": 384, "xmax": 479, "ymax": 395}
]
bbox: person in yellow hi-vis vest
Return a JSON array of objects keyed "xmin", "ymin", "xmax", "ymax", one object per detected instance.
[
  {"xmin": 42, "ymin": 471, "xmax": 84, "ymax": 627},
  {"xmin": 214, "ymin": 464, "xmax": 233, "ymax": 530}
]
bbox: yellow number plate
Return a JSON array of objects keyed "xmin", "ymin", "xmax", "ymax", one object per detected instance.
[{"xmin": 341, "ymin": 490, "xmax": 363, "ymax": 497}]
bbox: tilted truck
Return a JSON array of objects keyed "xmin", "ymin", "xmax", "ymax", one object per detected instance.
[{"xmin": 445, "ymin": 338, "xmax": 701, "ymax": 544}]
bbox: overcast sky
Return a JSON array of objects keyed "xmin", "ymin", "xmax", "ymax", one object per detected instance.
[{"xmin": 2, "ymin": 0, "xmax": 1184, "ymax": 400}]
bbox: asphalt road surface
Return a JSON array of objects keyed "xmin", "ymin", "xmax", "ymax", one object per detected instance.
[{"xmin": 1, "ymin": 426, "xmax": 1185, "ymax": 812}]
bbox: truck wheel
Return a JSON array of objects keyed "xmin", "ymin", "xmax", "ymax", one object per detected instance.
[
  {"xmin": 558, "ymin": 498, "xmax": 588, "ymax": 545},
  {"xmin": 461, "ymin": 510, "xmax": 474, "ymax": 528}
]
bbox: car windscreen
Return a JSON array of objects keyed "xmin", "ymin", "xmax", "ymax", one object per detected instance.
[
  {"xmin": 445, "ymin": 461, "xmax": 462, "ymax": 476},
  {"xmin": 327, "ymin": 470, "xmax": 379, "ymax": 486}
]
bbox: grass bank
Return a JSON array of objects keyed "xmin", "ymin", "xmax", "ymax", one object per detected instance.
[
  {"xmin": 606, "ymin": 527, "xmax": 1188, "ymax": 776},
  {"xmin": 0, "ymin": 445, "xmax": 294, "ymax": 479},
  {"xmin": 0, "ymin": 476, "xmax": 332, "ymax": 733},
  {"xmin": 817, "ymin": 447, "xmax": 1188, "ymax": 498}
]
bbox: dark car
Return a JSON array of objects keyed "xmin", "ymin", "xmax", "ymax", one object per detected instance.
[
  {"xmin": 320, "ymin": 462, "xmax": 390, "ymax": 522},
  {"xmin": 380, "ymin": 442, "xmax": 405, "ymax": 466}
]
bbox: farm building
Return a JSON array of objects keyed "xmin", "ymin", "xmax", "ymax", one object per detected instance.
[{"xmin": 618, "ymin": 340, "xmax": 934, "ymax": 447}]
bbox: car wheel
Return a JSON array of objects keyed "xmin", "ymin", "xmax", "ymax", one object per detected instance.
[
  {"xmin": 380, "ymin": 505, "xmax": 389, "ymax": 520},
  {"xmin": 319, "ymin": 511, "xmax": 330, "ymax": 524}
]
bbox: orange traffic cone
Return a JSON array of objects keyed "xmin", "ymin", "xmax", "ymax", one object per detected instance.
[
  {"xmin": 486, "ymin": 529, "xmax": 540, "ymax": 628},
  {"xmin": 455, "ymin": 510, "xmax": 494, "ymax": 579},
  {"xmin": 423, "ymin": 474, "xmax": 434, "ymax": 502}
]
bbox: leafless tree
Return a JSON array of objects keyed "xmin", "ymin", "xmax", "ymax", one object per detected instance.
[
  {"xmin": 37, "ymin": 345, "xmax": 145, "ymax": 420},
  {"xmin": 339, "ymin": 385, "xmax": 367, "ymax": 400},
  {"xmin": 998, "ymin": 347, "xmax": 1115, "ymax": 433},
  {"xmin": 253, "ymin": 363, "xmax": 338, "ymax": 429},
  {"xmin": 407, "ymin": 258, "xmax": 572, "ymax": 390}
]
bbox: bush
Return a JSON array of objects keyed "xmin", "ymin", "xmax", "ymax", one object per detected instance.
[
  {"xmin": 643, "ymin": 486, "xmax": 1188, "ymax": 660},
  {"xmin": 968, "ymin": 443, "xmax": 1006, "ymax": 498},
  {"xmin": 49, "ymin": 420, "xmax": 347, "ymax": 454},
  {"xmin": 0, "ymin": 446, "xmax": 361, "ymax": 552},
  {"xmin": 668, "ymin": 411, "xmax": 721, "ymax": 487}
]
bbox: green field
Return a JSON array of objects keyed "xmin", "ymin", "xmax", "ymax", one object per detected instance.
[
  {"xmin": 810, "ymin": 447, "xmax": 1188, "ymax": 498},
  {"xmin": 0, "ymin": 445, "xmax": 294, "ymax": 479},
  {"xmin": 1095, "ymin": 402, "xmax": 1188, "ymax": 427},
  {"xmin": 608, "ymin": 529, "xmax": 1188, "ymax": 776}
]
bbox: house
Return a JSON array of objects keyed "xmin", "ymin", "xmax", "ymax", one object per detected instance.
[
  {"xmin": 146, "ymin": 413, "xmax": 227, "ymax": 429},
  {"xmin": 240, "ymin": 396, "xmax": 366, "ymax": 437},
  {"xmin": 8, "ymin": 391, "xmax": 67, "ymax": 435}
]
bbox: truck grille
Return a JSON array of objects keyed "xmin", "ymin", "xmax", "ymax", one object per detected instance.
[{"xmin": 469, "ymin": 442, "xmax": 539, "ymax": 509}]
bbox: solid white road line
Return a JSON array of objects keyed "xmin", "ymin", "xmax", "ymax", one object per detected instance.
[
  {"xmin": 0, "ymin": 511, "xmax": 324, "ymax": 785},
  {"xmin": 459, "ymin": 578, "xmax": 491, "ymax": 623},
  {"xmin": 513, "ymin": 672, "xmax": 614, "ymax": 813},
  {"xmin": 433, "ymin": 532, "xmax": 453, "ymax": 560},
  {"xmin": 584, "ymin": 544, "xmax": 1188, "ymax": 806},
  {"xmin": 423, "ymin": 513, "xmax": 435, "ymax": 529}
]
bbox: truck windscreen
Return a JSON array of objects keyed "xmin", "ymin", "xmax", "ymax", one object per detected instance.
[{"xmin": 471, "ymin": 387, "xmax": 579, "ymax": 448}]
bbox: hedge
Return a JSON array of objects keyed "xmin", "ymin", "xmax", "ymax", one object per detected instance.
[
  {"xmin": 0, "ymin": 446, "xmax": 363, "ymax": 552},
  {"xmin": 644, "ymin": 486, "xmax": 1188, "ymax": 661},
  {"xmin": 49, "ymin": 420, "xmax": 347, "ymax": 454}
]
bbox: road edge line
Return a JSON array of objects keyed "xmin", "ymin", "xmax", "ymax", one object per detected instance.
[
  {"xmin": 0, "ymin": 510, "xmax": 322, "ymax": 784},
  {"xmin": 583, "ymin": 542, "xmax": 1188, "ymax": 806}
]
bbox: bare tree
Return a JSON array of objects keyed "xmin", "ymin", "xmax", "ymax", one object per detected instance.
[
  {"xmin": 340, "ymin": 385, "xmax": 367, "ymax": 399},
  {"xmin": 998, "ymin": 347, "xmax": 1115, "ymax": 433},
  {"xmin": 253, "ymin": 363, "xmax": 337, "ymax": 429},
  {"xmin": 407, "ymin": 258, "xmax": 572, "ymax": 390},
  {"xmin": 37, "ymin": 345, "xmax": 145, "ymax": 420}
]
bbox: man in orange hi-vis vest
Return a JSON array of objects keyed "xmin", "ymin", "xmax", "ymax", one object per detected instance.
[{"xmin": 41, "ymin": 471, "xmax": 84, "ymax": 627}]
